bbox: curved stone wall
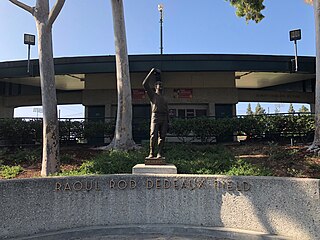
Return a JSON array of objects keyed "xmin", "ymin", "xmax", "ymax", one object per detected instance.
[{"xmin": 0, "ymin": 174, "xmax": 319, "ymax": 239}]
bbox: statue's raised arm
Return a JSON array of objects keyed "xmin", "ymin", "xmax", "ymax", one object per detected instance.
[{"xmin": 142, "ymin": 68, "xmax": 160, "ymax": 101}]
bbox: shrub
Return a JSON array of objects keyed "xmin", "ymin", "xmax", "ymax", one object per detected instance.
[
  {"xmin": 0, "ymin": 147, "xmax": 41, "ymax": 165},
  {"xmin": 165, "ymin": 144, "xmax": 235, "ymax": 174},
  {"xmin": 59, "ymin": 120, "xmax": 83, "ymax": 143},
  {"xmin": 0, "ymin": 165, "xmax": 23, "ymax": 179},
  {"xmin": 191, "ymin": 118, "xmax": 229, "ymax": 143},
  {"xmin": 83, "ymin": 121, "xmax": 115, "ymax": 142},
  {"xmin": 90, "ymin": 150, "xmax": 143, "ymax": 174},
  {"xmin": 237, "ymin": 115, "xmax": 266, "ymax": 140},
  {"xmin": 0, "ymin": 114, "xmax": 315, "ymax": 145},
  {"xmin": 222, "ymin": 159, "xmax": 272, "ymax": 176},
  {"xmin": 28, "ymin": 120, "xmax": 42, "ymax": 143},
  {"xmin": 169, "ymin": 118, "xmax": 193, "ymax": 142},
  {"xmin": 170, "ymin": 118, "xmax": 235, "ymax": 143},
  {"xmin": 295, "ymin": 114, "xmax": 314, "ymax": 142},
  {"xmin": 0, "ymin": 119, "xmax": 35, "ymax": 144},
  {"xmin": 60, "ymin": 148, "xmax": 147, "ymax": 176},
  {"xmin": 59, "ymin": 144, "xmax": 272, "ymax": 177}
]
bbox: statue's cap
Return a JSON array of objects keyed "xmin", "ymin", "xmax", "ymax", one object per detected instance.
[{"xmin": 154, "ymin": 81, "xmax": 163, "ymax": 88}]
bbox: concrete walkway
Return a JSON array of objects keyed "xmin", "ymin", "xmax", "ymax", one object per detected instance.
[
  {"xmin": 14, "ymin": 225, "xmax": 289, "ymax": 240},
  {"xmin": 77, "ymin": 235, "xmax": 229, "ymax": 240}
]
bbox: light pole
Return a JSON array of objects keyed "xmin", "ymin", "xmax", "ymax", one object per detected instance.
[
  {"xmin": 289, "ymin": 29, "xmax": 301, "ymax": 72},
  {"xmin": 24, "ymin": 33, "xmax": 35, "ymax": 73},
  {"xmin": 158, "ymin": 4, "xmax": 164, "ymax": 55},
  {"xmin": 33, "ymin": 107, "xmax": 42, "ymax": 118}
]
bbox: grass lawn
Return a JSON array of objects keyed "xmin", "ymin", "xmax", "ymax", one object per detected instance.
[{"xmin": 0, "ymin": 142, "xmax": 319, "ymax": 179}]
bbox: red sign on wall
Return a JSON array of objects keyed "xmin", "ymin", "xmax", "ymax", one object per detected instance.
[
  {"xmin": 132, "ymin": 89, "xmax": 146, "ymax": 100},
  {"xmin": 173, "ymin": 88, "xmax": 193, "ymax": 99}
]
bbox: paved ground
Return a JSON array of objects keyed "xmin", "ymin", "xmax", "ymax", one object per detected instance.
[
  {"xmin": 15, "ymin": 225, "xmax": 282, "ymax": 240},
  {"xmin": 77, "ymin": 234, "xmax": 229, "ymax": 240},
  {"xmin": 16, "ymin": 232, "xmax": 232, "ymax": 240}
]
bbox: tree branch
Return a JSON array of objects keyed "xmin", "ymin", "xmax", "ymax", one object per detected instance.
[
  {"xmin": 48, "ymin": 0, "xmax": 66, "ymax": 27},
  {"xmin": 9, "ymin": 0, "xmax": 34, "ymax": 15}
]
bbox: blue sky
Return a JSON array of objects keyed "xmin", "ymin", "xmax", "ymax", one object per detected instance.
[{"xmin": 0, "ymin": 0, "xmax": 315, "ymax": 117}]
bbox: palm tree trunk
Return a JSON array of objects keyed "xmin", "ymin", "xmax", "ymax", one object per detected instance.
[
  {"xmin": 37, "ymin": 24, "xmax": 60, "ymax": 175},
  {"xmin": 310, "ymin": 0, "xmax": 320, "ymax": 150},
  {"xmin": 35, "ymin": 1, "xmax": 60, "ymax": 175},
  {"xmin": 108, "ymin": 0, "xmax": 136, "ymax": 150}
]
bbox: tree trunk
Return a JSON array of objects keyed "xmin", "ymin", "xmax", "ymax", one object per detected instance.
[
  {"xmin": 9, "ymin": 0, "xmax": 64, "ymax": 175},
  {"xmin": 108, "ymin": 0, "xmax": 136, "ymax": 150},
  {"xmin": 35, "ymin": 1, "xmax": 60, "ymax": 175},
  {"xmin": 309, "ymin": 0, "xmax": 320, "ymax": 151}
]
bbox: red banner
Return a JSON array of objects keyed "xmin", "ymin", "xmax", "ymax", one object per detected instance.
[
  {"xmin": 173, "ymin": 88, "xmax": 193, "ymax": 99},
  {"xmin": 132, "ymin": 89, "xmax": 146, "ymax": 100}
]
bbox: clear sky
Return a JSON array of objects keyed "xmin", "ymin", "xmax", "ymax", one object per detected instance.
[{"xmin": 0, "ymin": 0, "xmax": 315, "ymax": 117}]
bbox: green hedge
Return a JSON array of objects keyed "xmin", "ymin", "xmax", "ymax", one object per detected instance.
[
  {"xmin": 0, "ymin": 119, "xmax": 115, "ymax": 145},
  {"xmin": 0, "ymin": 119, "xmax": 41, "ymax": 144},
  {"xmin": 0, "ymin": 114, "xmax": 315, "ymax": 145},
  {"xmin": 169, "ymin": 115, "xmax": 315, "ymax": 143}
]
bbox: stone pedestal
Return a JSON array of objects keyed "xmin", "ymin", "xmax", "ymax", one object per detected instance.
[{"xmin": 132, "ymin": 164, "xmax": 177, "ymax": 174}]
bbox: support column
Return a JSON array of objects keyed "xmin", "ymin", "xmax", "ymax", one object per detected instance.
[
  {"xmin": 232, "ymin": 104, "xmax": 237, "ymax": 117},
  {"xmin": 208, "ymin": 103, "xmax": 215, "ymax": 117},
  {"xmin": 84, "ymin": 106, "xmax": 89, "ymax": 119},
  {"xmin": 104, "ymin": 104, "xmax": 112, "ymax": 144},
  {"xmin": 0, "ymin": 107, "xmax": 14, "ymax": 118},
  {"xmin": 105, "ymin": 104, "xmax": 112, "ymax": 120},
  {"xmin": 310, "ymin": 104, "xmax": 315, "ymax": 114},
  {"xmin": 232, "ymin": 103, "xmax": 237, "ymax": 142},
  {"xmin": 0, "ymin": 98, "xmax": 14, "ymax": 118}
]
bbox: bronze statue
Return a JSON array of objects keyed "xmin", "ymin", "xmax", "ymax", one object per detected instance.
[{"xmin": 142, "ymin": 68, "xmax": 168, "ymax": 159}]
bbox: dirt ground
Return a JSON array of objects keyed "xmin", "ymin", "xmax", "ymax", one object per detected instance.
[
  {"xmin": 227, "ymin": 143, "xmax": 320, "ymax": 178},
  {"xmin": 14, "ymin": 146, "xmax": 101, "ymax": 179},
  {"xmin": 2, "ymin": 143, "xmax": 320, "ymax": 179}
]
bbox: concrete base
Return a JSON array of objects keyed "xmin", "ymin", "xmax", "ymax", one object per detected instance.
[
  {"xmin": 132, "ymin": 164, "xmax": 177, "ymax": 174},
  {"xmin": 1, "ymin": 175, "xmax": 319, "ymax": 239}
]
